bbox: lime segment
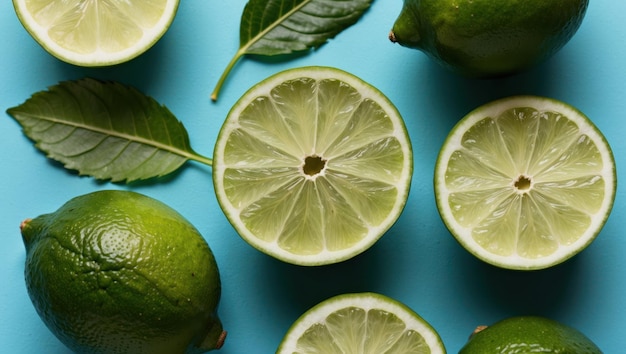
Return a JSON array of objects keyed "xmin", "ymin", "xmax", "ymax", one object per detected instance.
[
  {"xmin": 213, "ymin": 66, "xmax": 412, "ymax": 266},
  {"xmin": 434, "ymin": 96, "xmax": 616, "ymax": 270}
]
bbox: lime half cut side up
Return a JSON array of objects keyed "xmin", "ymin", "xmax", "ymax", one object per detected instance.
[
  {"xmin": 213, "ymin": 66, "xmax": 413, "ymax": 266},
  {"xmin": 276, "ymin": 292, "xmax": 446, "ymax": 354},
  {"xmin": 434, "ymin": 96, "xmax": 616, "ymax": 270},
  {"xmin": 13, "ymin": 0, "xmax": 179, "ymax": 66}
]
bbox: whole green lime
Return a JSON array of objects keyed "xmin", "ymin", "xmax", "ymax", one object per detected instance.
[
  {"xmin": 459, "ymin": 316, "xmax": 602, "ymax": 353},
  {"xmin": 389, "ymin": 0, "xmax": 589, "ymax": 78},
  {"xmin": 21, "ymin": 190, "xmax": 226, "ymax": 354}
]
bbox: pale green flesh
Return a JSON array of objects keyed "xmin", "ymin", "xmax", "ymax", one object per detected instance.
[
  {"xmin": 294, "ymin": 307, "xmax": 431, "ymax": 354},
  {"xmin": 25, "ymin": 0, "xmax": 167, "ymax": 53},
  {"xmin": 445, "ymin": 107, "xmax": 605, "ymax": 259},
  {"xmin": 222, "ymin": 77, "xmax": 405, "ymax": 256}
]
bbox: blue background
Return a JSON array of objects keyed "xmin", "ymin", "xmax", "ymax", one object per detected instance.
[{"xmin": 1, "ymin": 1, "xmax": 624, "ymax": 353}]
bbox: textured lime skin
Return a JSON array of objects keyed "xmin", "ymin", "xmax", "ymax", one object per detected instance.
[
  {"xmin": 21, "ymin": 190, "xmax": 225, "ymax": 354},
  {"xmin": 459, "ymin": 316, "xmax": 602, "ymax": 353},
  {"xmin": 390, "ymin": 0, "xmax": 589, "ymax": 78}
]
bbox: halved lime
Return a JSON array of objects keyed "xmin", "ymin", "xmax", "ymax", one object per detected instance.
[
  {"xmin": 276, "ymin": 293, "xmax": 446, "ymax": 354},
  {"xmin": 435, "ymin": 96, "xmax": 616, "ymax": 270},
  {"xmin": 212, "ymin": 66, "xmax": 413, "ymax": 266},
  {"xmin": 13, "ymin": 0, "xmax": 179, "ymax": 66}
]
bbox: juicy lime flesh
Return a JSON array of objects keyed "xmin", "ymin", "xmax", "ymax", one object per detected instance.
[
  {"xmin": 278, "ymin": 293, "xmax": 445, "ymax": 354},
  {"xmin": 296, "ymin": 307, "xmax": 432, "ymax": 353},
  {"xmin": 448, "ymin": 108, "xmax": 605, "ymax": 257},
  {"xmin": 25, "ymin": 0, "xmax": 166, "ymax": 53},
  {"xmin": 21, "ymin": 190, "xmax": 224, "ymax": 354},
  {"xmin": 15, "ymin": 0, "xmax": 177, "ymax": 65},
  {"xmin": 215, "ymin": 67, "xmax": 412, "ymax": 265},
  {"xmin": 436, "ymin": 97, "xmax": 615, "ymax": 269}
]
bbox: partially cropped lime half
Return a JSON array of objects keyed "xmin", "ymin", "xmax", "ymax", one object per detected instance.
[
  {"xmin": 213, "ymin": 66, "xmax": 413, "ymax": 266},
  {"xmin": 276, "ymin": 292, "xmax": 446, "ymax": 354},
  {"xmin": 434, "ymin": 96, "xmax": 616, "ymax": 270},
  {"xmin": 13, "ymin": 0, "xmax": 179, "ymax": 66},
  {"xmin": 459, "ymin": 316, "xmax": 602, "ymax": 353}
]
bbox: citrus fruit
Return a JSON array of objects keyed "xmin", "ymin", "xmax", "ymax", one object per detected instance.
[
  {"xmin": 212, "ymin": 66, "xmax": 413, "ymax": 266},
  {"xmin": 21, "ymin": 190, "xmax": 226, "ymax": 354},
  {"xmin": 12, "ymin": 0, "xmax": 179, "ymax": 66},
  {"xmin": 434, "ymin": 96, "xmax": 616, "ymax": 270},
  {"xmin": 276, "ymin": 292, "xmax": 446, "ymax": 354},
  {"xmin": 389, "ymin": 0, "xmax": 589, "ymax": 78},
  {"xmin": 459, "ymin": 316, "xmax": 602, "ymax": 353}
]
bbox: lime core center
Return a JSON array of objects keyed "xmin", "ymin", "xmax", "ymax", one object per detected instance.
[
  {"xmin": 302, "ymin": 155, "xmax": 326, "ymax": 176},
  {"xmin": 514, "ymin": 175, "xmax": 532, "ymax": 191}
]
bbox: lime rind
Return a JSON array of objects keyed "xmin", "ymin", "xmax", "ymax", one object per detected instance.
[
  {"xmin": 213, "ymin": 66, "xmax": 412, "ymax": 266},
  {"xmin": 22, "ymin": 190, "xmax": 224, "ymax": 353},
  {"xmin": 459, "ymin": 316, "xmax": 603, "ymax": 353},
  {"xmin": 434, "ymin": 96, "xmax": 616, "ymax": 270},
  {"xmin": 276, "ymin": 293, "xmax": 446, "ymax": 354},
  {"xmin": 13, "ymin": 0, "xmax": 179, "ymax": 66}
]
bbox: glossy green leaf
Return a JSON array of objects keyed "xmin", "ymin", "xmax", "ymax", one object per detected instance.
[
  {"xmin": 7, "ymin": 79, "xmax": 212, "ymax": 183},
  {"xmin": 211, "ymin": 0, "xmax": 373, "ymax": 101}
]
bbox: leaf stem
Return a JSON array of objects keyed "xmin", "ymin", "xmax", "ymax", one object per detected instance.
[
  {"xmin": 186, "ymin": 152, "xmax": 213, "ymax": 167},
  {"xmin": 211, "ymin": 50, "xmax": 245, "ymax": 102}
]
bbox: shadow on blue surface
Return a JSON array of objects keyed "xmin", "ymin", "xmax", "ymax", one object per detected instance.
[
  {"xmin": 410, "ymin": 52, "xmax": 575, "ymax": 125},
  {"xmin": 252, "ymin": 241, "xmax": 388, "ymax": 312},
  {"xmin": 459, "ymin": 252, "xmax": 584, "ymax": 313},
  {"xmin": 50, "ymin": 31, "xmax": 174, "ymax": 92}
]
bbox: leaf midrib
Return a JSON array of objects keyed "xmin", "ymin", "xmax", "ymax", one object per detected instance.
[
  {"xmin": 17, "ymin": 110, "xmax": 211, "ymax": 165},
  {"xmin": 241, "ymin": 0, "xmax": 312, "ymax": 55}
]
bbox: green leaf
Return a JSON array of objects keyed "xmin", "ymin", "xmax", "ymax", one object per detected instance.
[
  {"xmin": 211, "ymin": 0, "xmax": 373, "ymax": 101},
  {"xmin": 7, "ymin": 78, "xmax": 212, "ymax": 183}
]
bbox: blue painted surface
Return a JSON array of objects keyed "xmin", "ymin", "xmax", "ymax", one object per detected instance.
[{"xmin": 1, "ymin": 1, "xmax": 624, "ymax": 353}]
